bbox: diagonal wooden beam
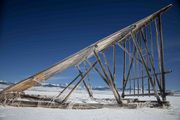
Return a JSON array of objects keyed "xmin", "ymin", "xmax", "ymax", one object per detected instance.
[
  {"xmin": 122, "ymin": 42, "xmax": 126, "ymax": 98},
  {"xmin": 157, "ymin": 15, "xmax": 166, "ymax": 101},
  {"xmin": 85, "ymin": 59, "xmax": 109, "ymax": 86},
  {"xmin": 140, "ymin": 28, "xmax": 162, "ymax": 92},
  {"xmin": 56, "ymin": 73, "xmax": 81, "ymax": 98},
  {"xmin": 113, "ymin": 45, "xmax": 116, "ymax": 82},
  {"xmin": 94, "ymin": 50, "xmax": 122, "ymax": 104},
  {"xmin": 122, "ymin": 46, "xmax": 137, "ymax": 97},
  {"xmin": 76, "ymin": 65, "xmax": 93, "ymax": 98},
  {"xmin": 61, "ymin": 61, "xmax": 97, "ymax": 103},
  {"xmin": 131, "ymin": 32, "xmax": 161, "ymax": 103},
  {"xmin": 118, "ymin": 43, "xmax": 142, "ymax": 64},
  {"xmin": 102, "ymin": 51, "xmax": 114, "ymax": 82}
]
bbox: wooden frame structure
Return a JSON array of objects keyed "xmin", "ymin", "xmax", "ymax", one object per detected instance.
[{"xmin": 0, "ymin": 4, "xmax": 172, "ymax": 106}]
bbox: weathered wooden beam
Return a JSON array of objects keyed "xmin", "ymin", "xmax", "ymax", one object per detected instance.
[
  {"xmin": 124, "ymin": 92, "xmax": 171, "ymax": 97},
  {"xmin": 139, "ymin": 37, "xmax": 144, "ymax": 94},
  {"xmin": 94, "ymin": 50, "xmax": 122, "ymax": 104},
  {"xmin": 133, "ymin": 45, "xmax": 136, "ymax": 95},
  {"xmin": 120, "ymin": 4, "xmax": 172, "ymax": 44},
  {"xmin": 148, "ymin": 23, "xmax": 156, "ymax": 86},
  {"xmin": 128, "ymin": 41, "xmax": 132, "ymax": 94},
  {"xmin": 102, "ymin": 51, "xmax": 114, "ymax": 82},
  {"xmin": 131, "ymin": 32, "xmax": 161, "ymax": 103},
  {"xmin": 128, "ymin": 70, "xmax": 171, "ymax": 81},
  {"xmin": 140, "ymin": 29, "xmax": 163, "ymax": 92},
  {"xmin": 157, "ymin": 15, "xmax": 166, "ymax": 101},
  {"xmin": 122, "ymin": 48, "xmax": 137, "ymax": 97},
  {"xmin": 118, "ymin": 43, "xmax": 142, "ymax": 64},
  {"xmin": 122, "ymin": 42, "xmax": 126, "ymax": 98},
  {"xmin": 113, "ymin": 45, "xmax": 116, "ymax": 82},
  {"xmin": 85, "ymin": 59, "xmax": 109, "ymax": 86}
]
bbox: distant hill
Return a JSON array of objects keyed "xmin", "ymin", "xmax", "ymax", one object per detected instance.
[
  {"xmin": 0, "ymin": 80, "xmax": 14, "ymax": 85},
  {"xmin": 92, "ymin": 86, "xmax": 110, "ymax": 90},
  {"xmin": 39, "ymin": 83, "xmax": 66, "ymax": 88}
]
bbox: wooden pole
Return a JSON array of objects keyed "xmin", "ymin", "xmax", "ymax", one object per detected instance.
[
  {"xmin": 133, "ymin": 43, "xmax": 136, "ymax": 95},
  {"xmin": 129, "ymin": 41, "xmax": 132, "ymax": 94},
  {"xmin": 113, "ymin": 45, "xmax": 116, "ymax": 82},
  {"xmin": 122, "ymin": 42, "xmax": 126, "ymax": 98},
  {"xmin": 85, "ymin": 59, "xmax": 109, "ymax": 86},
  {"xmin": 140, "ymin": 29, "xmax": 162, "ymax": 92},
  {"xmin": 102, "ymin": 52, "xmax": 114, "ymax": 81},
  {"xmin": 158, "ymin": 15, "xmax": 166, "ymax": 101},
  {"xmin": 94, "ymin": 50, "xmax": 122, "ymax": 104},
  {"xmin": 122, "ymin": 47, "xmax": 137, "ymax": 96}
]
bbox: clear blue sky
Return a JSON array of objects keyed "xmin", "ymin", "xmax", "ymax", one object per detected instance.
[{"xmin": 0, "ymin": 0, "xmax": 180, "ymax": 90}]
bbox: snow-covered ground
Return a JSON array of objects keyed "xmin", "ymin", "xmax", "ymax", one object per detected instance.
[{"xmin": 0, "ymin": 85, "xmax": 180, "ymax": 120}]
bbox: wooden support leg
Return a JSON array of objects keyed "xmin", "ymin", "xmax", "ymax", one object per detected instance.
[
  {"xmin": 94, "ymin": 50, "xmax": 122, "ymax": 104},
  {"xmin": 129, "ymin": 41, "xmax": 132, "ymax": 94},
  {"xmin": 140, "ymin": 37, "xmax": 144, "ymax": 95},
  {"xmin": 121, "ymin": 46, "xmax": 137, "ymax": 97},
  {"xmin": 157, "ymin": 15, "xmax": 166, "ymax": 101},
  {"xmin": 102, "ymin": 51, "xmax": 114, "ymax": 81},
  {"xmin": 148, "ymin": 23, "xmax": 156, "ymax": 86},
  {"xmin": 85, "ymin": 59, "xmax": 109, "ymax": 86},
  {"xmin": 140, "ymin": 29, "xmax": 162, "ymax": 93},
  {"xmin": 122, "ymin": 42, "xmax": 126, "ymax": 98},
  {"xmin": 131, "ymin": 32, "xmax": 161, "ymax": 103},
  {"xmin": 113, "ymin": 44, "xmax": 116, "ymax": 82},
  {"xmin": 133, "ymin": 42, "xmax": 136, "ymax": 95}
]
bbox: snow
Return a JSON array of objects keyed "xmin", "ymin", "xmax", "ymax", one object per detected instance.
[{"xmin": 0, "ymin": 85, "xmax": 180, "ymax": 120}]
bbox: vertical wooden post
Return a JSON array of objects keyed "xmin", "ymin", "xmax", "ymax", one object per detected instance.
[
  {"xmin": 158, "ymin": 15, "xmax": 166, "ymax": 101},
  {"xmin": 137, "ymin": 33, "xmax": 140, "ymax": 96},
  {"xmin": 102, "ymin": 52, "xmax": 114, "ymax": 81},
  {"xmin": 140, "ymin": 29, "xmax": 162, "ymax": 92},
  {"xmin": 155, "ymin": 18, "xmax": 162, "ymax": 84},
  {"xmin": 139, "ymin": 36, "xmax": 144, "ymax": 94},
  {"xmin": 144, "ymin": 28, "xmax": 151, "ymax": 95},
  {"xmin": 129, "ymin": 41, "xmax": 132, "ymax": 94},
  {"xmin": 142, "ymin": 68, "xmax": 144, "ymax": 94},
  {"xmin": 122, "ymin": 42, "xmax": 126, "ymax": 98},
  {"xmin": 133, "ymin": 43, "xmax": 136, "ymax": 95},
  {"xmin": 121, "ymin": 45, "xmax": 136, "ymax": 96},
  {"xmin": 113, "ymin": 44, "xmax": 116, "ymax": 82},
  {"xmin": 149, "ymin": 23, "xmax": 156, "ymax": 86}
]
